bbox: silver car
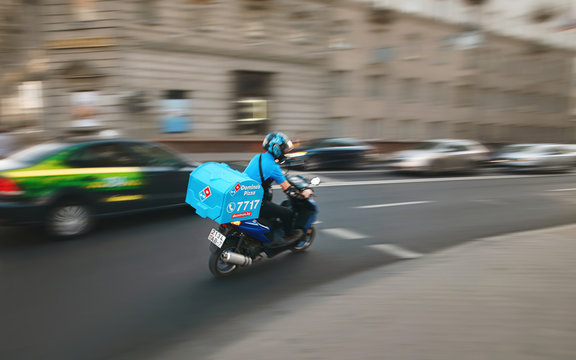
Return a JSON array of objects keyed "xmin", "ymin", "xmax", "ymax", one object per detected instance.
[
  {"xmin": 495, "ymin": 143, "xmax": 576, "ymax": 172},
  {"xmin": 387, "ymin": 139, "xmax": 489, "ymax": 175}
]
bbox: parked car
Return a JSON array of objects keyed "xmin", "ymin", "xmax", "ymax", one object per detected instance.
[
  {"xmin": 492, "ymin": 143, "xmax": 576, "ymax": 173},
  {"xmin": 487, "ymin": 144, "xmax": 541, "ymax": 167},
  {"xmin": 0, "ymin": 138, "xmax": 199, "ymax": 238},
  {"xmin": 283, "ymin": 138, "xmax": 378, "ymax": 170},
  {"xmin": 386, "ymin": 139, "xmax": 489, "ymax": 175}
]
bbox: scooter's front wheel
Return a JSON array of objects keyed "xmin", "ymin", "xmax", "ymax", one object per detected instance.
[
  {"xmin": 291, "ymin": 226, "xmax": 316, "ymax": 253},
  {"xmin": 209, "ymin": 246, "xmax": 239, "ymax": 277}
]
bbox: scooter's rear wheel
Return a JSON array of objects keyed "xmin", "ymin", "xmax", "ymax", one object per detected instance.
[
  {"xmin": 291, "ymin": 226, "xmax": 315, "ymax": 253},
  {"xmin": 209, "ymin": 246, "xmax": 239, "ymax": 277}
]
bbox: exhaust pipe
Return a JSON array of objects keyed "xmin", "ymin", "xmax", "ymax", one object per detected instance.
[{"xmin": 221, "ymin": 251, "xmax": 252, "ymax": 266}]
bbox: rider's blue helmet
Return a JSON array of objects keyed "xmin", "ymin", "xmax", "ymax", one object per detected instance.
[{"xmin": 263, "ymin": 132, "xmax": 293, "ymax": 163}]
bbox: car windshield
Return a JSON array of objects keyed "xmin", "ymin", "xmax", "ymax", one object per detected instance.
[
  {"xmin": 520, "ymin": 146, "xmax": 554, "ymax": 154},
  {"xmin": 298, "ymin": 138, "xmax": 363, "ymax": 149},
  {"xmin": 8, "ymin": 143, "xmax": 69, "ymax": 164},
  {"xmin": 499, "ymin": 145, "xmax": 535, "ymax": 154},
  {"xmin": 412, "ymin": 141, "xmax": 442, "ymax": 150}
]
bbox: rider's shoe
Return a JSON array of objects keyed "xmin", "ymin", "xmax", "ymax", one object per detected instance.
[
  {"xmin": 282, "ymin": 229, "xmax": 303, "ymax": 243},
  {"xmin": 267, "ymin": 229, "xmax": 303, "ymax": 248}
]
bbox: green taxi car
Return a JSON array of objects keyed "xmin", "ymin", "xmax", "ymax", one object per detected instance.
[{"xmin": 0, "ymin": 139, "xmax": 198, "ymax": 238}]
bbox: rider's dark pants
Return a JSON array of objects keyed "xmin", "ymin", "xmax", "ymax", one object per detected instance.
[{"xmin": 260, "ymin": 200, "xmax": 295, "ymax": 236}]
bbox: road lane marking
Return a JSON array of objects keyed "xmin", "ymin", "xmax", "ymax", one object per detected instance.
[
  {"xmin": 369, "ymin": 244, "xmax": 423, "ymax": 259},
  {"xmin": 321, "ymin": 228, "xmax": 368, "ymax": 240},
  {"xmin": 471, "ymin": 199, "xmax": 508, "ymax": 205},
  {"xmin": 355, "ymin": 201, "xmax": 433, "ymax": 209},
  {"xmin": 292, "ymin": 169, "xmax": 387, "ymax": 175},
  {"xmin": 548, "ymin": 188, "xmax": 576, "ymax": 192}
]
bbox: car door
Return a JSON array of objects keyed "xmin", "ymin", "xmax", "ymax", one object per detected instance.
[
  {"xmin": 551, "ymin": 146, "xmax": 572, "ymax": 170},
  {"xmin": 323, "ymin": 139, "xmax": 358, "ymax": 168},
  {"xmin": 65, "ymin": 142, "xmax": 148, "ymax": 214},
  {"xmin": 124, "ymin": 142, "xmax": 194, "ymax": 208},
  {"xmin": 444, "ymin": 144, "xmax": 468, "ymax": 170}
]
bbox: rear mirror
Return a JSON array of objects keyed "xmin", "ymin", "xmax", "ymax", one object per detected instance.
[{"xmin": 310, "ymin": 177, "xmax": 321, "ymax": 186}]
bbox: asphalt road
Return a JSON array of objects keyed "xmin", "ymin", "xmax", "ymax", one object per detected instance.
[{"xmin": 1, "ymin": 168, "xmax": 576, "ymax": 360}]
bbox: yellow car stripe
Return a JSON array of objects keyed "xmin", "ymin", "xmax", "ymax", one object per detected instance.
[
  {"xmin": 105, "ymin": 195, "xmax": 145, "ymax": 202},
  {"xmin": 4, "ymin": 167, "xmax": 142, "ymax": 178}
]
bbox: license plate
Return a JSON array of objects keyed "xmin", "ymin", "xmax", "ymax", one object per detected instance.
[{"xmin": 208, "ymin": 228, "xmax": 226, "ymax": 248}]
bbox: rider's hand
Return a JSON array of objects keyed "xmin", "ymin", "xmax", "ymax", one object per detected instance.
[{"xmin": 301, "ymin": 189, "xmax": 313, "ymax": 199}]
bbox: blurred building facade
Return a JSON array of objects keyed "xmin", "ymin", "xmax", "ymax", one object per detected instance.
[
  {"xmin": 0, "ymin": 0, "xmax": 574, "ymax": 145},
  {"xmin": 334, "ymin": 0, "xmax": 574, "ymax": 143},
  {"xmin": 1, "ymin": 0, "xmax": 330, "ymax": 140}
]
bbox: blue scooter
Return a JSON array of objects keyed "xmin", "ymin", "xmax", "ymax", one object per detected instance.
[{"xmin": 207, "ymin": 175, "xmax": 320, "ymax": 277}]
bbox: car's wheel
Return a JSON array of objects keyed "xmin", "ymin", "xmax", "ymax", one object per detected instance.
[
  {"xmin": 352, "ymin": 154, "xmax": 370, "ymax": 170},
  {"xmin": 45, "ymin": 201, "xmax": 93, "ymax": 239},
  {"xmin": 465, "ymin": 160, "xmax": 479, "ymax": 175},
  {"xmin": 426, "ymin": 160, "xmax": 444, "ymax": 176},
  {"xmin": 291, "ymin": 226, "xmax": 315, "ymax": 253}
]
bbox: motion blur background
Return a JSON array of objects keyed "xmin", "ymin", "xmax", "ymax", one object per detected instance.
[{"xmin": 1, "ymin": 0, "xmax": 576, "ymax": 152}]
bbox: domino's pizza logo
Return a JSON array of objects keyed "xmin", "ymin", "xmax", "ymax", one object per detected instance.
[
  {"xmin": 229, "ymin": 183, "xmax": 241, "ymax": 197},
  {"xmin": 199, "ymin": 186, "xmax": 211, "ymax": 202}
]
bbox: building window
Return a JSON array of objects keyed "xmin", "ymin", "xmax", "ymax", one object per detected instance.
[
  {"xmin": 366, "ymin": 75, "xmax": 384, "ymax": 98},
  {"xmin": 187, "ymin": 0, "xmax": 217, "ymax": 32},
  {"xmin": 430, "ymin": 82, "xmax": 450, "ymax": 105},
  {"xmin": 398, "ymin": 119, "xmax": 418, "ymax": 140},
  {"xmin": 400, "ymin": 78, "xmax": 419, "ymax": 103},
  {"xmin": 71, "ymin": 90, "xmax": 100, "ymax": 127},
  {"xmin": 427, "ymin": 121, "xmax": 447, "ymax": 139},
  {"xmin": 243, "ymin": 1, "xmax": 270, "ymax": 41},
  {"xmin": 403, "ymin": 0, "xmax": 423, "ymax": 13},
  {"xmin": 403, "ymin": 34, "xmax": 422, "ymax": 60},
  {"xmin": 161, "ymin": 90, "xmax": 191, "ymax": 133},
  {"xmin": 71, "ymin": 0, "xmax": 98, "ymax": 21},
  {"xmin": 139, "ymin": 0, "xmax": 158, "ymax": 23},
  {"xmin": 330, "ymin": 117, "xmax": 346, "ymax": 137},
  {"xmin": 234, "ymin": 71, "xmax": 272, "ymax": 135},
  {"xmin": 245, "ymin": 18, "xmax": 266, "ymax": 39},
  {"xmin": 288, "ymin": 10, "xmax": 315, "ymax": 44},
  {"xmin": 433, "ymin": 0, "xmax": 451, "ymax": 20},
  {"xmin": 372, "ymin": 47, "xmax": 395, "ymax": 63},
  {"xmin": 329, "ymin": 20, "xmax": 352, "ymax": 50},
  {"xmin": 462, "ymin": 49, "xmax": 480, "ymax": 69},
  {"xmin": 330, "ymin": 71, "xmax": 350, "ymax": 97},
  {"xmin": 455, "ymin": 85, "xmax": 474, "ymax": 107},
  {"xmin": 364, "ymin": 118, "xmax": 382, "ymax": 139},
  {"xmin": 432, "ymin": 36, "xmax": 452, "ymax": 65}
]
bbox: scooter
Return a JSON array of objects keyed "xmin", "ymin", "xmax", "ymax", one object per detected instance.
[{"xmin": 207, "ymin": 175, "xmax": 320, "ymax": 277}]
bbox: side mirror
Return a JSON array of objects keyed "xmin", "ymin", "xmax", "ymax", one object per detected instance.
[{"xmin": 310, "ymin": 177, "xmax": 321, "ymax": 186}]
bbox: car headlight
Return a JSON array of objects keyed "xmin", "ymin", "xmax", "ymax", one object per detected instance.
[
  {"xmin": 286, "ymin": 151, "xmax": 307, "ymax": 159},
  {"xmin": 404, "ymin": 157, "xmax": 431, "ymax": 166}
]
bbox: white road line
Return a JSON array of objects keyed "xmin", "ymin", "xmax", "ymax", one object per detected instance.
[
  {"xmin": 369, "ymin": 244, "xmax": 423, "ymax": 259},
  {"xmin": 355, "ymin": 201, "xmax": 433, "ymax": 209},
  {"xmin": 548, "ymin": 188, "xmax": 576, "ymax": 192},
  {"xmin": 291, "ymin": 169, "xmax": 386, "ymax": 175},
  {"xmin": 471, "ymin": 199, "xmax": 507, "ymax": 205},
  {"xmin": 321, "ymin": 228, "xmax": 369, "ymax": 240},
  {"xmin": 313, "ymin": 173, "xmax": 576, "ymax": 188}
]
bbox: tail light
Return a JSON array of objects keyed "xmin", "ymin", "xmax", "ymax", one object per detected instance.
[{"xmin": 0, "ymin": 177, "xmax": 24, "ymax": 196}]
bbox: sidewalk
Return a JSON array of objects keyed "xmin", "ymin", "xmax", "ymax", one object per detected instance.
[{"xmin": 151, "ymin": 224, "xmax": 576, "ymax": 360}]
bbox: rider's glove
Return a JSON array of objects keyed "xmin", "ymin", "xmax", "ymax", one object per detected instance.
[{"xmin": 284, "ymin": 186, "xmax": 305, "ymax": 200}]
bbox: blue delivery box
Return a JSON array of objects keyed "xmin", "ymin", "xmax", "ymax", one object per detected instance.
[{"xmin": 186, "ymin": 162, "xmax": 264, "ymax": 224}]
